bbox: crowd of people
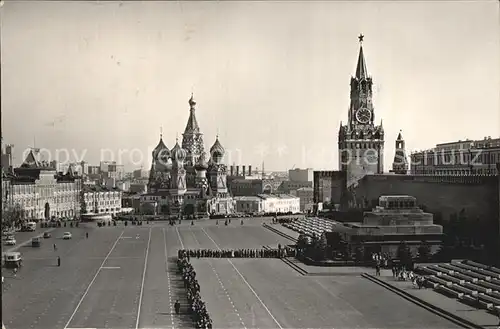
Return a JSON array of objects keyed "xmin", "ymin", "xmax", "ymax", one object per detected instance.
[
  {"xmin": 271, "ymin": 216, "xmax": 301, "ymax": 224},
  {"xmin": 177, "ymin": 250, "xmax": 212, "ymax": 329},
  {"xmin": 179, "ymin": 246, "xmax": 295, "ymax": 259},
  {"xmin": 392, "ymin": 265, "xmax": 426, "ymax": 288}
]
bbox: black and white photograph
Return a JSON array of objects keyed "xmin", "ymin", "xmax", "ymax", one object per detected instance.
[{"xmin": 1, "ymin": 1, "xmax": 499, "ymax": 329}]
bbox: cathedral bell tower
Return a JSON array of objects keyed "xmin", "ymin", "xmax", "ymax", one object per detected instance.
[
  {"xmin": 338, "ymin": 34, "xmax": 384, "ymax": 188},
  {"xmin": 391, "ymin": 130, "xmax": 408, "ymax": 174},
  {"xmin": 182, "ymin": 94, "xmax": 205, "ymax": 167}
]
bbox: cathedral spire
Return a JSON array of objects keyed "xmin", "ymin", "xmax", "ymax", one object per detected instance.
[
  {"xmin": 355, "ymin": 34, "xmax": 368, "ymax": 80},
  {"xmin": 184, "ymin": 93, "xmax": 200, "ymax": 133}
]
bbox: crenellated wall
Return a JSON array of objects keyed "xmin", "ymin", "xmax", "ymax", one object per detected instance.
[{"xmin": 352, "ymin": 174, "xmax": 499, "ymax": 238}]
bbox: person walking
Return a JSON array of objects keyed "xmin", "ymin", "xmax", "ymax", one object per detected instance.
[
  {"xmin": 174, "ymin": 300, "xmax": 180, "ymax": 314},
  {"xmin": 86, "ymin": 232, "xmax": 89, "ymax": 239},
  {"xmin": 57, "ymin": 256, "xmax": 61, "ymax": 267},
  {"xmin": 53, "ymin": 243, "xmax": 57, "ymax": 251}
]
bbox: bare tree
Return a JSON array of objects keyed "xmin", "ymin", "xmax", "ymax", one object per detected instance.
[{"xmin": 2, "ymin": 203, "xmax": 24, "ymax": 231}]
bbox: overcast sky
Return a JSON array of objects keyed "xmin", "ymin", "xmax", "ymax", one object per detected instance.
[{"xmin": 1, "ymin": 1, "xmax": 499, "ymax": 172}]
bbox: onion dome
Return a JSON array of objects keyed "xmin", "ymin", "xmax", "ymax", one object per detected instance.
[
  {"xmin": 171, "ymin": 139, "xmax": 187, "ymax": 162},
  {"xmin": 152, "ymin": 135, "xmax": 170, "ymax": 160},
  {"xmin": 210, "ymin": 136, "xmax": 225, "ymax": 158},
  {"xmin": 194, "ymin": 152, "xmax": 209, "ymax": 171}
]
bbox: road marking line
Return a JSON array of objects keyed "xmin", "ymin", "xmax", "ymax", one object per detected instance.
[
  {"xmin": 135, "ymin": 228, "xmax": 152, "ymax": 329},
  {"xmin": 63, "ymin": 230, "xmax": 125, "ymax": 329},
  {"xmin": 201, "ymin": 227, "xmax": 283, "ymax": 329},
  {"xmin": 175, "ymin": 227, "xmax": 185, "ymax": 249},
  {"xmin": 101, "ymin": 266, "xmax": 121, "ymax": 269},
  {"xmin": 163, "ymin": 228, "xmax": 176, "ymax": 329},
  {"xmin": 189, "ymin": 227, "xmax": 246, "ymax": 329}
]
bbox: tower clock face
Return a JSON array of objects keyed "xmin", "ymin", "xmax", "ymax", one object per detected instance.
[{"xmin": 356, "ymin": 108, "xmax": 372, "ymax": 124}]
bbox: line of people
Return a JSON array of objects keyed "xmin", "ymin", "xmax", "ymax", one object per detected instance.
[
  {"xmin": 177, "ymin": 250, "xmax": 212, "ymax": 329},
  {"xmin": 179, "ymin": 247, "xmax": 296, "ymax": 259}
]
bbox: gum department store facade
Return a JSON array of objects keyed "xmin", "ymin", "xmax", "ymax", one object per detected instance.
[
  {"xmin": 143, "ymin": 94, "xmax": 235, "ymax": 217},
  {"xmin": 1, "ymin": 148, "xmax": 82, "ymax": 220}
]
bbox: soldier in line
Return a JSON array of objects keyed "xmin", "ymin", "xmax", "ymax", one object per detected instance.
[{"xmin": 179, "ymin": 247, "xmax": 295, "ymax": 259}]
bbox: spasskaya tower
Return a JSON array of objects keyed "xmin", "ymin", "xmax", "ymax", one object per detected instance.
[{"xmin": 338, "ymin": 34, "xmax": 384, "ymax": 188}]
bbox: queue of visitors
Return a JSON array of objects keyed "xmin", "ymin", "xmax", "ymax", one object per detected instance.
[
  {"xmin": 271, "ymin": 216, "xmax": 301, "ymax": 224},
  {"xmin": 392, "ymin": 265, "xmax": 427, "ymax": 288},
  {"xmin": 179, "ymin": 246, "xmax": 296, "ymax": 259},
  {"xmin": 177, "ymin": 250, "xmax": 212, "ymax": 329}
]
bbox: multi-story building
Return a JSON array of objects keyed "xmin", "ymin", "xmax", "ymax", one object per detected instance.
[
  {"xmin": 9, "ymin": 149, "xmax": 82, "ymax": 220},
  {"xmin": 259, "ymin": 194, "xmax": 300, "ymax": 214},
  {"xmin": 81, "ymin": 185, "xmax": 122, "ymax": 218},
  {"xmin": 1, "ymin": 139, "xmax": 14, "ymax": 172},
  {"xmin": 288, "ymin": 168, "xmax": 313, "ymax": 182},
  {"xmin": 133, "ymin": 168, "xmax": 149, "ymax": 179},
  {"xmin": 338, "ymin": 35, "xmax": 384, "ymax": 188},
  {"xmin": 410, "ymin": 136, "xmax": 500, "ymax": 175},
  {"xmin": 100, "ymin": 161, "xmax": 125, "ymax": 180},
  {"xmin": 277, "ymin": 180, "xmax": 313, "ymax": 194},
  {"xmin": 233, "ymin": 196, "xmax": 263, "ymax": 214},
  {"xmin": 146, "ymin": 94, "xmax": 235, "ymax": 217},
  {"xmin": 292, "ymin": 187, "xmax": 314, "ymax": 212},
  {"xmin": 233, "ymin": 194, "xmax": 300, "ymax": 214}
]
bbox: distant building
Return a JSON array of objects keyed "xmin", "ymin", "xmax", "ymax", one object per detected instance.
[
  {"xmin": 129, "ymin": 183, "xmax": 147, "ymax": 194},
  {"xmin": 410, "ymin": 136, "xmax": 500, "ymax": 175},
  {"xmin": 81, "ymin": 185, "xmax": 122, "ymax": 219},
  {"xmin": 258, "ymin": 194, "xmax": 300, "ymax": 214},
  {"xmin": 1, "ymin": 140, "xmax": 14, "ymax": 171},
  {"xmin": 9, "ymin": 149, "xmax": 81, "ymax": 220},
  {"xmin": 133, "ymin": 168, "xmax": 149, "ymax": 179},
  {"xmin": 288, "ymin": 168, "xmax": 313, "ymax": 182},
  {"xmin": 229, "ymin": 179, "xmax": 265, "ymax": 196},
  {"xmin": 233, "ymin": 196, "xmax": 263, "ymax": 214},
  {"xmin": 234, "ymin": 194, "xmax": 300, "ymax": 214},
  {"xmin": 100, "ymin": 161, "xmax": 125, "ymax": 180},
  {"xmin": 293, "ymin": 187, "xmax": 314, "ymax": 212},
  {"xmin": 277, "ymin": 180, "xmax": 313, "ymax": 194}
]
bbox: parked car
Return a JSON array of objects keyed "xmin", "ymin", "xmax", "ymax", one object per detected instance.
[
  {"xmin": 4, "ymin": 237, "xmax": 16, "ymax": 246},
  {"xmin": 43, "ymin": 232, "xmax": 51, "ymax": 239},
  {"xmin": 62, "ymin": 232, "xmax": 72, "ymax": 240}
]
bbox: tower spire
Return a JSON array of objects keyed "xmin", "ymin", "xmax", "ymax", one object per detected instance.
[
  {"xmin": 160, "ymin": 126, "xmax": 163, "ymax": 139},
  {"xmin": 355, "ymin": 34, "xmax": 368, "ymax": 80}
]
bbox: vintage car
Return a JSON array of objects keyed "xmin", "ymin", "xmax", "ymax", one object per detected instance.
[
  {"xmin": 3, "ymin": 252, "xmax": 22, "ymax": 268},
  {"xmin": 32, "ymin": 237, "xmax": 41, "ymax": 247}
]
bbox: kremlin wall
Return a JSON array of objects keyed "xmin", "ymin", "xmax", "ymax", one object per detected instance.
[{"xmin": 351, "ymin": 174, "xmax": 499, "ymax": 228}]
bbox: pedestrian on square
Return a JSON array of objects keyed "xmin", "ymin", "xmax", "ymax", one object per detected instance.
[
  {"xmin": 86, "ymin": 232, "xmax": 89, "ymax": 239},
  {"xmin": 57, "ymin": 256, "xmax": 61, "ymax": 267},
  {"xmin": 53, "ymin": 243, "xmax": 57, "ymax": 251},
  {"xmin": 174, "ymin": 300, "xmax": 180, "ymax": 314}
]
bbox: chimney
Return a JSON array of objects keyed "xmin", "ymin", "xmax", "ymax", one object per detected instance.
[
  {"xmin": 248, "ymin": 165, "xmax": 252, "ymax": 176},
  {"xmin": 242, "ymin": 165, "xmax": 246, "ymax": 177},
  {"xmin": 236, "ymin": 166, "xmax": 240, "ymax": 176},
  {"xmin": 230, "ymin": 165, "xmax": 234, "ymax": 176}
]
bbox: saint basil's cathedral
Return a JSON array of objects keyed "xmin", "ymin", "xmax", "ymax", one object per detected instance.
[{"xmin": 146, "ymin": 94, "xmax": 235, "ymax": 217}]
